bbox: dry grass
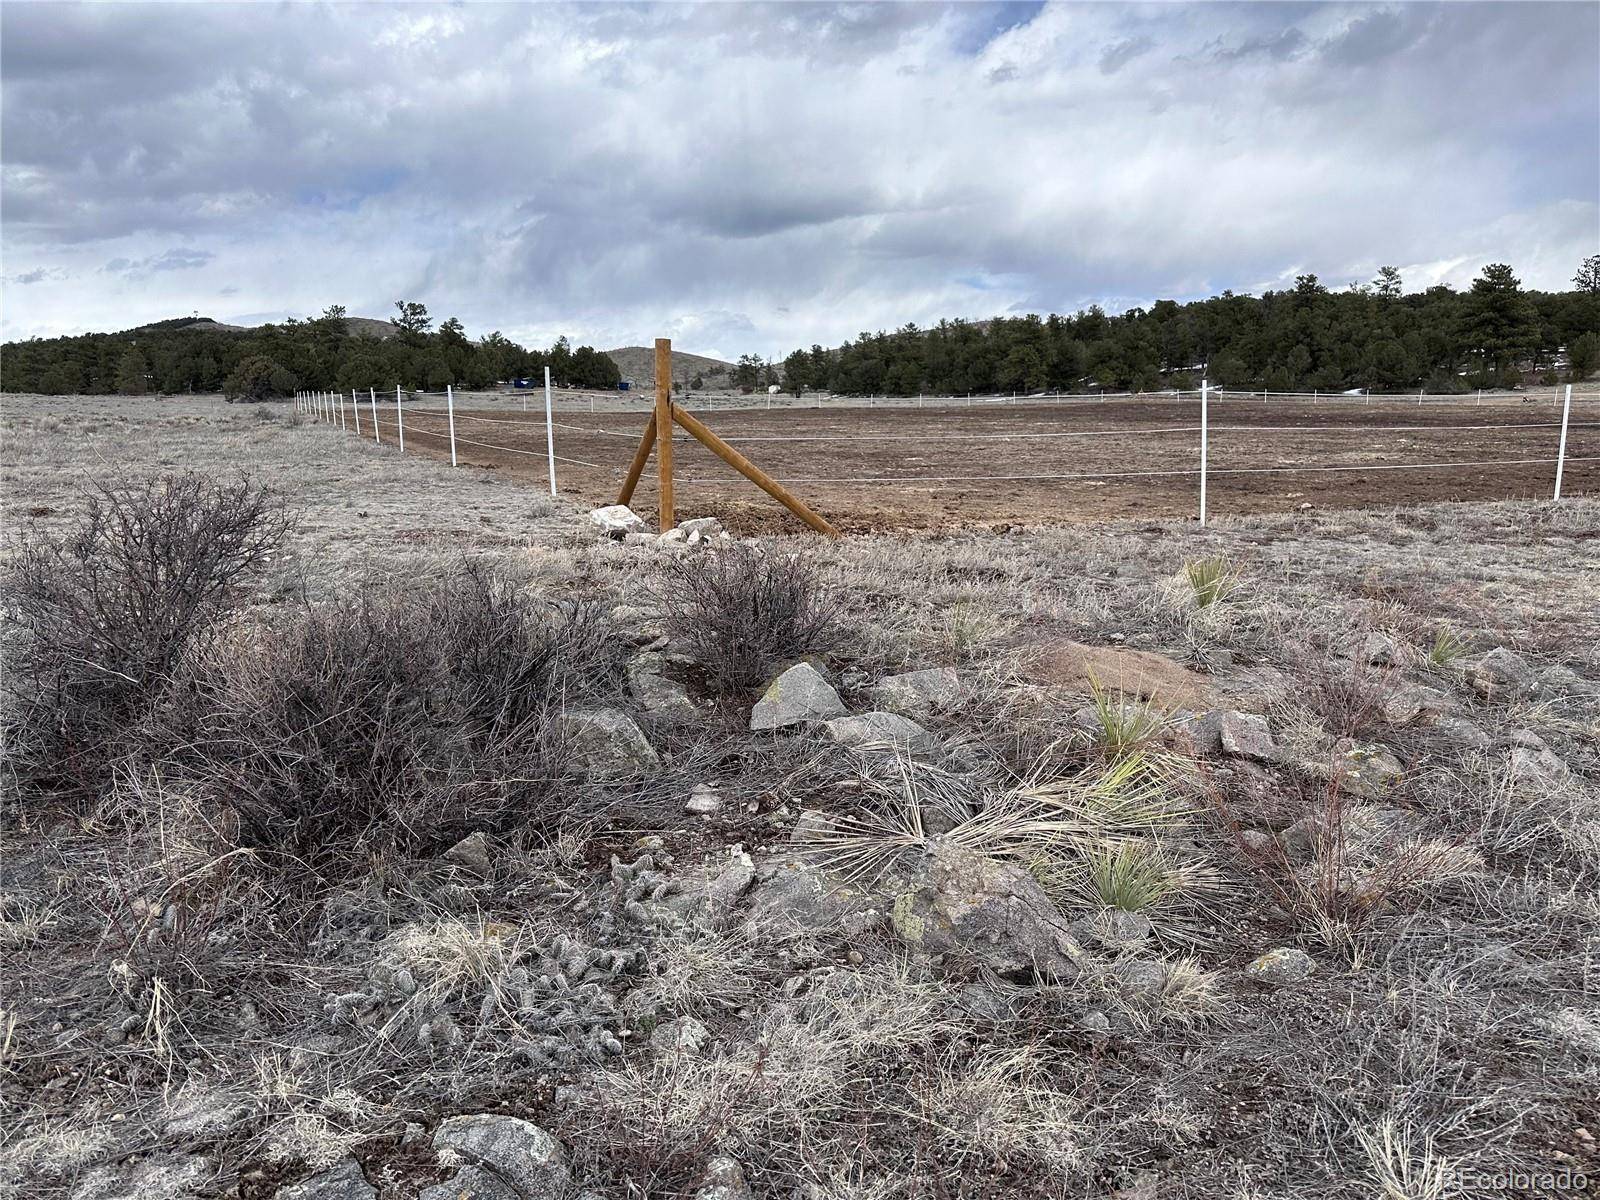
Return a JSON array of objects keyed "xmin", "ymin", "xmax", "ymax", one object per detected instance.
[{"xmin": 3, "ymin": 393, "xmax": 1597, "ymax": 1200}]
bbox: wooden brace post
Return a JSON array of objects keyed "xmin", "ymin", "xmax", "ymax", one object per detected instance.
[
  {"xmin": 670, "ymin": 405, "xmax": 838, "ymax": 536},
  {"xmin": 617, "ymin": 413, "xmax": 657, "ymax": 508}
]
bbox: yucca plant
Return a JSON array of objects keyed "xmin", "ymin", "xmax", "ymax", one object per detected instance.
[
  {"xmin": 1087, "ymin": 684, "xmax": 1169, "ymax": 763},
  {"xmin": 1427, "ymin": 626, "xmax": 1468, "ymax": 668},
  {"xmin": 1084, "ymin": 840, "xmax": 1176, "ymax": 912},
  {"xmin": 1183, "ymin": 556, "xmax": 1240, "ymax": 608},
  {"xmin": 801, "ymin": 748, "xmax": 1188, "ymax": 883}
]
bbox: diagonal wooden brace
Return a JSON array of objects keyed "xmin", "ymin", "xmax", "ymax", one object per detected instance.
[
  {"xmin": 670, "ymin": 405, "xmax": 838, "ymax": 536},
  {"xmin": 617, "ymin": 413, "xmax": 657, "ymax": 508}
]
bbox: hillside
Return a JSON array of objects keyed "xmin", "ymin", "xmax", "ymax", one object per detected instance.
[
  {"xmin": 134, "ymin": 315, "xmax": 397, "ymax": 339},
  {"xmin": 604, "ymin": 345, "xmax": 735, "ymax": 386}
]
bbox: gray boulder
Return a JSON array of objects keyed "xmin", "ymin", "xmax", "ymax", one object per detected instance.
[
  {"xmin": 561, "ymin": 709, "xmax": 659, "ymax": 777},
  {"xmin": 431, "ymin": 1115, "xmax": 570, "ymax": 1200},
  {"xmin": 443, "ymin": 831, "xmax": 494, "ymax": 877},
  {"xmin": 869, "ymin": 667, "xmax": 961, "ymax": 720},
  {"xmin": 1468, "ymin": 647, "xmax": 1539, "ymax": 701},
  {"xmin": 1381, "ymin": 683, "xmax": 1452, "ymax": 725},
  {"xmin": 890, "ymin": 843, "xmax": 1085, "ymax": 981},
  {"xmin": 1332, "ymin": 742, "xmax": 1404, "ymax": 799},
  {"xmin": 750, "ymin": 663, "xmax": 846, "ymax": 731},
  {"xmin": 1509, "ymin": 745, "xmax": 1570, "ymax": 789},
  {"xmin": 275, "ymin": 1160, "xmax": 376, "ymax": 1200},
  {"xmin": 824, "ymin": 711, "xmax": 937, "ymax": 754},
  {"xmin": 589, "ymin": 504, "xmax": 648, "ymax": 538},
  {"xmin": 1438, "ymin": 716, "xmax": 1492, "ymax": 752},
  {"xmin": 628, "ymin": 653, "xmax": 699, "ymax": 719}
]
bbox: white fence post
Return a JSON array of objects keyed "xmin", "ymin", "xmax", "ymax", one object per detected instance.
[
  {"xmin": 1553, "ymin": 383, "xmax": 1572, "ymax": 500},
  {"xmin": 338, "ymin": 389, "xmax": 346, "ymax": 431},
  {"xmin": 396, "ymin": 385, "xmax": 404, "ymax": 452},
  {"xmin": 1199, "ymin": 377, "xmax": 1209, "ymax": 528},
  {"xmin": 369, "ymin": 388, "xmax": 379, "ymax": 443},
  {"xmin": 446, "ymin": 384, "xmax": 458, "ymax": 467},
  {"xmin": 543, "ymin": 366, "xmax": 556, "ymax": 496},
  {"xmin": 353, "ymin": 389, "xmax": 362, "ymax": 436}
]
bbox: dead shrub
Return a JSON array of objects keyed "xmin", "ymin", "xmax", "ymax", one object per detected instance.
[
  {"xmin": 647, "ymin": 544, "xmax": 842, "ymax": 694},
  {"xmin": 152, "ymin": 562, "xmax": 623, "ymax": 872},
  {"xmin": 1303, "ymin": 654, "xmax": 1397, "ymax": 740},
  {"xmin": 2, "ymin": 473, "xmax": 292, "ymax": 802}
]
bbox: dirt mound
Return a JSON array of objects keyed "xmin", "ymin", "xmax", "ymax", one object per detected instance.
[{"xmin": 1024, "ymin": 638, "xmax": 1215, "ymax": 709}]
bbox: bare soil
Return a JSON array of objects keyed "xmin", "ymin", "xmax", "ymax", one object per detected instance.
[{"xmin": 365, "ymin": 397, "xmax": 1599, "ymax": 533}]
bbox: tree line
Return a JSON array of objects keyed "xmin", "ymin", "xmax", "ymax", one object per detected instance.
[
  {"xmin": 0, "ymin": 302, "xmax": 621, "ymax": 398},
  {"xmin": 778, "ymin": 259, "xmax": 1600, "ymax": 397}
]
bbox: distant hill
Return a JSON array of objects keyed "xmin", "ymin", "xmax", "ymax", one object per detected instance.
[
  {"xmin": 604, "ymin": 345, "xmax": 735, "ymax": 387},
  {"xmin": 134, "ymin": 315, "xmax": 399, "ymax": 339}
]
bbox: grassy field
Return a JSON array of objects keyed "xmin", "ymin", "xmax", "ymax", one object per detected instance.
[{"xmin": 3, "ymin": 392, "xmax": 1597, "ymax": 1199}]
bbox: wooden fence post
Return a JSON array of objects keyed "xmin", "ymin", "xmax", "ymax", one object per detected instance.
[{"xmin": 655, "ymin": 338, "xmax": 674, "ymax": 531}]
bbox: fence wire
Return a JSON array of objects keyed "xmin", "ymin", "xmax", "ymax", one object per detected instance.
[{"xmin": 295, "ymin": 384, "xmax": 1590, "ymax": 518}]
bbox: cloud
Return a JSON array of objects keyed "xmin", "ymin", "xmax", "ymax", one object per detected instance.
[
  {"xmin": 1099, "ymin": 35, "xmax": 1154, "ymax": 75},
  {"xmin": 100, "ymin": 248, "xmax": 215, "ymax": 279},
  {"xmin": 1, "ymin": 1, "xmax": 1595, "ymax": 357}
]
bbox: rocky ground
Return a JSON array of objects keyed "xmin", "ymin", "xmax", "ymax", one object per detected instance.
[{"xmin": 2, "ymin": 395, "xmax": 1598, "ymax": 1200}]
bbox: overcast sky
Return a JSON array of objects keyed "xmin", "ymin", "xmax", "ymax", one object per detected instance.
[{"xmin": 3, "ymin": 1, "xmax": 1596, "ymax": 359}]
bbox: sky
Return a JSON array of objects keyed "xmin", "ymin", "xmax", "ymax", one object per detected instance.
[{"xmin": 2, "ymin": 1, "xmax": 1597, "ymax": 360}]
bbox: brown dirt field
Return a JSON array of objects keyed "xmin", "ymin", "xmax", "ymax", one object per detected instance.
[{"xmin": 348, "ymin": 397, "xmax": 1599, "ymax": 534}]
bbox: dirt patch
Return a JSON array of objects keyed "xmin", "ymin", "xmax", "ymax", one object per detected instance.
[
  {"xmin": 1024, "ymin": 639, "xmax": 1217, "ymax": 709},
  {"xmin": 362, "ymin": 397, "xmax": 1598, "ymax": 534}
]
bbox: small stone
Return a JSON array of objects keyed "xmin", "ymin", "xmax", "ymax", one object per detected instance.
[
  {"xmin": 1332, "ymin": 742, "xmax": 1404, "ymax": 799},
  {"xmin": 868, "ymin": 667, "xmax": 962, "ymax": 720},
  {"xmin": 824, "ymin": 711, "xmax": 937, "ymax": 754},
  {"xmin": 589, "ymin": 504, "xmax": 648, "ymax": 538},
  {"xmin": 678, "ymin": 516, "xmax": 724, "ymax": 539},
  {"xmin": 685, "ymin": 784, "xmax": 723, "ymax": 815},
  {"xmin": 750, "ymin": 662, "xmax": 846, "ymax": 731},
  {"xmin": 1215, "ymin": 711, "xmax": 1276, "ymax": 761},
  {"xmin": 694, "ymin": 1154, "xmax": 755, "ymax": 1200},
  {"xmin": 1243, "ymin": 947, "xmax": 1316, "ymax": 986},
  {"xmin": 650, "ymin": 1016, "xmax": 711, "ymax": 1055},
  {"xmin": 443, "ymin": 831, "xmax": 493, "ymax": 877}
]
